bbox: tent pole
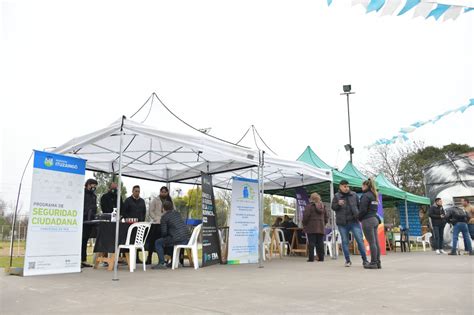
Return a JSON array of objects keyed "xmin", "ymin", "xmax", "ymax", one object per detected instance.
[
  {"xmin": 329, "ymin": 179, "xmax": 337, "ymax": 260},
  {"xmin": 258, "ymin": 150, "xmax": 264, "ymax": 268},
  {"xmin": 113, "ymin": 120, "xmax": 125, "ymax": 281},
  {"xmin": 404, "ymin": 198, "xmax": 409, "ymax": 230}
]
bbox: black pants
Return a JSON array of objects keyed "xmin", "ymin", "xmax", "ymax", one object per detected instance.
[
  {"xmin": 432, "ymin": 224, "xmax": 445, "ymax": 250},
  {"xmin": 81, "ymin": 223, "xmax": 93, "ymax": 262},
  {"xmin": 307, "ymin": 233, "xmax": 325, "ymax": 261},
  {"xmin": 362, "ymin": 217, "xmax": 380, "ymax": 264}
]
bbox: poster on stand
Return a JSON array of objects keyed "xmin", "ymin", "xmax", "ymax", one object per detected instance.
[
  {"xmin": 295, "ymin": 187, "xmax": 309, "ymax": 227},
  {"xmin": 227, "ymin": 177, "xmax": 259, "ymax": 264},
  {"xmin": 23, "ymin": 150, "xmax": 86, "ymax": 276},
  {"xmin": 201, "ymin": 173, "xmax": 221, "ymax": 267}
]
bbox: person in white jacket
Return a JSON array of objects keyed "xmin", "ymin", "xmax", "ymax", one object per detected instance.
[{"xmin": 146, "ymin": 186, "xmax": 175, "ymax": 264}]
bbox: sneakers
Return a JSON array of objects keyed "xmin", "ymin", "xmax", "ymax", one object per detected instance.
[
  {"xmin": 440, "ymin": 250, "xmax": 448, "ymax": 254},
  {"xmin": 344, "ymin": 261, "xmax": 352, "ymax": 267},
  {"xmin": 436, "ymin": 250, "xmax": 441, "ymax": 255},
  {"xmin": 362, "ymin": 260, "xmax": 370, "ymax": 267},
  {"xmin": 151, "ymin": 263, "xmax": 168, "ymax": 270},
  {"xmin": 448, "ymin": 252, "xmax": 457, "ymax": 256},
  {"xmin": 364, "ymin": 262, "xmax": 378, "ymax": 269}
]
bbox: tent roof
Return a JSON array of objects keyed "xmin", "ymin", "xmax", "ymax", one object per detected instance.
[
  {"xmin": 297, "ymin": 146, "xmax": 363, "ymax": 187},
  {"xmin": 52, "ymin": 117, "xmax": 331, "ymax": 189},
  {"xmin": 375, "ymin": 173, "xmax": 431, "ymax": 205},
  {"xmin": 341, "ymin": 161, "xmax": 367, "ymax": 180}
]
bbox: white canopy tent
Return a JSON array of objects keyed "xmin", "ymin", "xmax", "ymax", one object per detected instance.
[{"xmin": 52, "ymin": 116, "xmax": 332, "ymax": 278}]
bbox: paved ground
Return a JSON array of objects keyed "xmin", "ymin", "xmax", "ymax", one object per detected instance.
[{"xmin": 1, "ymin": 252, "xmax": 473, "ymax": 314}]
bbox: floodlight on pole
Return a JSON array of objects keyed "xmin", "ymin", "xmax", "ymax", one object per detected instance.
[{"xmin": 340, "ymin": 85, "xmax": 355, "ymax": 163}]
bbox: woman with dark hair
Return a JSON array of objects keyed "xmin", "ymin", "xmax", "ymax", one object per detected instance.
[
  {"xmin": 146, "ymin": 186, "xmax": 175, "ymax": 265},
  {"xmin": 359, "ymin": 178, "xmax": 381, "ymax": 269}
]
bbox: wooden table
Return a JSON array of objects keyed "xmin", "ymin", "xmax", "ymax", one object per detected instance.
[{"xmin": 289, "ymin": 227, "xmax": 307, "ymax": 256}]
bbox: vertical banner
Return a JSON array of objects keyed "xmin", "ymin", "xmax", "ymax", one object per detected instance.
[
  {"xmin": 227, "ymin": 177, "xmax": 259, "ymax": 264},
  {"xmin": 295, "ymin": 187, "xmax": 309, "ymax": 227},
  {"xmin": 24, "ymin": 151, "xmax": 86, "ymax": 276},
  {"xmin": 201, "ymin": 173, "xmax": 221, "ymax": 267},
  {"xmin": 377, "ymin": 194, "xmax": 386, "ymax": 256}
]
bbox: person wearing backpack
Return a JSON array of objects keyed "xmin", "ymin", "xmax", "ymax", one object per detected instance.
[{"xmin": 445, "ymin": 202, "xmax": 473, "ymax": 256}]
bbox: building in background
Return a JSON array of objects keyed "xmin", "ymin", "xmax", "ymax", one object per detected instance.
[{"xmin": 423, "ymin": 152, "xmax": 474, "ymax": 206}]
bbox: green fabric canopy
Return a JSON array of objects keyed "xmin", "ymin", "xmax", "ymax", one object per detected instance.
[
  {"xmin": 295, "ymin": 146, "xmax": 430, "ymax": 206},
  {"xmin": 297, "ymin": 146, "xmax": 363, "ymax": 187}
]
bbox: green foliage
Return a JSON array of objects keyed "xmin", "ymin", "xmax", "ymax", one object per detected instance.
[
  {"xmin": 398, "ymin": 143, "xmax": 473, "ymax": 195},
  {"xmin": 93, "ymin": 172, "xmax": 127, "ymax": 212}
]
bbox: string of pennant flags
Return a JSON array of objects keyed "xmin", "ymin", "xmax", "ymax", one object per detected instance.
[
  {"xmin": 368, "ymin": 98, "xmax": 474, "ymax": 147},
  {"xmin": 327, "ymin": 0, "xmax": 474, "ymax": 21}
]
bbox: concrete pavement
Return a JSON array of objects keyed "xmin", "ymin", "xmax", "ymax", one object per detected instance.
[{"xmin": 1, "ymin": 252, "xmax": 473, "ymax": 314}]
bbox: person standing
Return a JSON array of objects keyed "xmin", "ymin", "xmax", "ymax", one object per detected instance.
[
  {"xmin": 123, "ymin": 185, "xmax": 146, "ymax": 222},
  {"xmin": 359, "ymin": 179, "xmax": 381, "ymax": 269},
  {"xmin": 331, "ymin": 180, "xmax": 368, "ymax": 267},
  {"xmin": 303, "ymin": 193, "xmax": 328, "ymax": 262},
  {"xmin": 82, "ymin": 178, "xmax": 98, "ymax": 268},
  {"xmin": 428, "ymin": 198, "xmax": 447, "ymax": 254},
  {"xmin": 445, "ymin": 202, "xmax": 473, "ymax": 255},
  {"xmin": 146, "ymin": 186, "xmax": 174, "ymax": 264},
  {"xmin": 152, "ymin": 201, "xmax": 191, "ymax": 270},
  {"xmin": 461, "ymin": 198, "xmax": 474, "ymax": 240},
  {"xmin": 100, "ymin": 182, "xmax": 123, "ymax": 214}
]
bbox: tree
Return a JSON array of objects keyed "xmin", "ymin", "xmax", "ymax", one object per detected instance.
[
  {"xmin": 363, "ymin": 142, "xmax": 424, "ymax": 186},
  {"xmin": 93, "ymin": 172, "xmax": 127, "ymax": 212}
]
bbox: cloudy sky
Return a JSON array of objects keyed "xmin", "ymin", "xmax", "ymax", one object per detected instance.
[{"xmin": 1, "ymin": 0, "xmax": 473, "ymax": 212}]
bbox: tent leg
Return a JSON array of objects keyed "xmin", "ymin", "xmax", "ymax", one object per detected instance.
[
  {"xmin": 258, "ymin": 151, "xmax": 264, "ymax": 268},
  {"xmin": 330, "ymin": 181, "xmax": 337, "ymax": 260},
  {"xmin": 113, "ymin": 127, "xmax": 124, "ymax": 281}
]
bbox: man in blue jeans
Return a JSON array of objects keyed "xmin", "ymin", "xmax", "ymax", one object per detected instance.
[
  {"xmin": 331, "ymin": 180, "xmax": 368, "ymax": 267},
  {"xmin": 445, "ymin": 202, "xmax": 473, "ymax": 256},
  {"xmin": 152, "ymin": 201, "xmax": 191, "ymax": 269}
]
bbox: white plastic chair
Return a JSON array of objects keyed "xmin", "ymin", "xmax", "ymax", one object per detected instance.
[
  {"xmin": 415, "ymin": 232, "xmax": 432, "ymax": 251},
  {"xmin": 118, "ymin": 222, "xmax": 151, "ymax": 272},
  {"xmin": 262, "ymin": 227, "xmax": 272, "ymax": 261},
  {"xmin": 324, "ymin": 230, "xmax": 341, "ymax": 258},
  {"xmin": 275, "ymin": 228, "xmax": 291, "ymax": 256},
  {"xmin": 172, "ymin": 224, "xmax": 202, "ymax": 270}
]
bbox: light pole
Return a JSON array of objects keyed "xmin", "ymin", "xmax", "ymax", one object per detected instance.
[{"xmin": 340, "ymin": 85, "xmax": 355, "ymax": 163}]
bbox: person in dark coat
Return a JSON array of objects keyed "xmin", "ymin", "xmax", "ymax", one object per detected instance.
[
  {"xmin": 100, "ymin": 182, "xmax": 123, "ymax": 214},
  {"xmin": 82, "ymin": 178, "xmax": 98, "ymax": 268},
  {"xmin": 123, "ymin": 185, "xmax": 146, "ymax": 222},
  {"xmin": 331, "ymin": 180, "xmax": 368, "ymax": 267},
  {"xmin": 303, "ymin": 193, "xmax": 328, "ymax": 262},
  {"xmin": 428, "ymin": 198, "xmax": 447, "ymax": 254},
  {"xmin": 445, "ymin": 202, "xmax": 473, "ymax": 255},
  {"xmin": 152, "ymin": 201, "xmax": 191, "ymax": 269},
  {"xmin": 359, "ymin": 178, "xmax": 381, "ymax": 269}
]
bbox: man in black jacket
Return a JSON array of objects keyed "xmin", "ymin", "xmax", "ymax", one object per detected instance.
[
  {"xmin": 331, "ymin": 180, "xmax": 368, "ymax": 267},
  {"xmin": 82, "ymin": 178, "xmax": 98, "ymax": 268},
  {"xmin": 428, "ymin": 198, "xmax": 447, "ymax": 254},
  {"xmin": 122, "ymin": 185, "xmax": 146, "ymax": 221},
  {"xmin": 100, "ymin": 182, "xmax": 123, "ymax": 214},
  {"xmin": 152, "ymin": 201, "xmax": 191, "ymax": 269},
  {"xmin": 445, "ymin": 202, "xmax": 473, "ymax": 256}
]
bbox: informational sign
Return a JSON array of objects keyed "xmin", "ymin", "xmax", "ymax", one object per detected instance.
[
  {"xmin": 270, "ymin": 203, "xmax": 284, "ymax": 216},
  {"xmin": 295, "ymin": 187, "xmax": 309, "ymax": 227},
  {"xmin": 201, "ymin": 173, "xmax": 221, "ymax": 267},
  {"xmin": 23, "ymin": 150, "xmax": 86, "ymax": 276},
  {"xmin": 227, "ymin": 177, "xmax": 259, "ymax": 264}
]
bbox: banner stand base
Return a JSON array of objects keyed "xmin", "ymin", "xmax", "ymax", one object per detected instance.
[{"xmin": 5, "ymin": 267, "xmax": 24, "ymax": 276}]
